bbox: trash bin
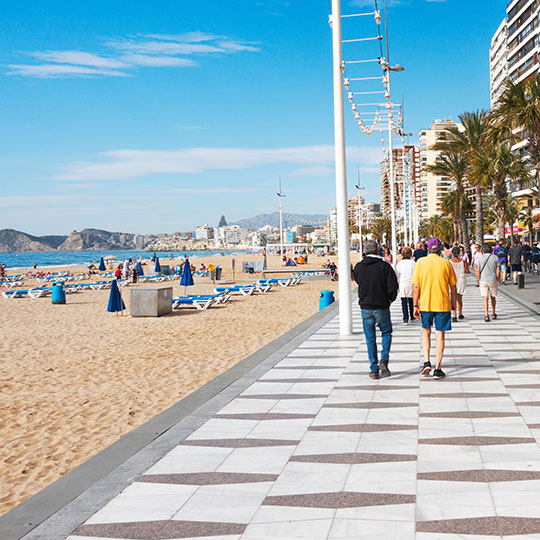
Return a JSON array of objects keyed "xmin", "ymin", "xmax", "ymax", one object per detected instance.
[
  {"xmin": 215, "ymin": 267, "xmax": 222, "ymax": 280},
  {"xmin": 518, "ymin": 272, "xmax": 525, "ymax": 289},
  {"xmin": 319, "ymin": 290, "xmax": 335, "ymax": 310},
  {"xmin": 52, "ymin": 282, "xmax": 66, "ymax": 304}
]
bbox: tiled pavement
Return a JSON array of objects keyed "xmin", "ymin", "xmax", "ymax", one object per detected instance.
[{"xmin": 38, "ymin": 286, "xmax": 540, "ymax": 538}]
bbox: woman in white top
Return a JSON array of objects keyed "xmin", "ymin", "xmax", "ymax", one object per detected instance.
[
  {"xmin": 395, "ymin": 247, "xmax": 416, "ymax": 324},
  {"xmin": 450, "ymin": 246, "xmax": 470, "ymax": 322}
]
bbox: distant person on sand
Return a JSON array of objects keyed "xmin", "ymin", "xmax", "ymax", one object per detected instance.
[
  {"xmin": 353, "ymin": 240, "xmax": 398, "ymax": 380},
  {"xmin": 33, "ymin": 263, "xmax": 37, "ymax": 269},
  {"xmin": 329, "ymin": 261, "xmax": 337, "ymax": 281},
  {"xmin": 130, "ymin": 258, "xmax": 139, "ymax": 284},
  {"xmin": 413, "ymin": 238, "xmax": 457, "ymax": 379}
]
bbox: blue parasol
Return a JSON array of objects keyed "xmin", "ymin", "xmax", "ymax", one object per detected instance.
[
  {"xmin": 154, "ymin": 257, "xmax": 161, "ymax": 273},
  {"xmin": 179, "ymin": 258, "xmax": 194, "ymax": 294},
  {"xmin": 107, "ymin": 279, "xmax": 125, "ymax": 316},
  {"xmin": 99, "ymin": 257, "xmax": 106, "ymax": 271},
  {"xmin": 137, "ymin": 261, "xmax": 144, "ymax": 276}
]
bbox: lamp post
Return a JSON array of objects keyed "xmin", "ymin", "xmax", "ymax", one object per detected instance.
[
  {"xmin": 277, "ymin": 175, "xmax": 285, "ymax": 257},
  {"xmin": 330, "ymin": 0, "xmax": 353, "ymax": 336},
  {"xmin": 355, "ymin": 178, "xmax": 365, "ymax": 258}
]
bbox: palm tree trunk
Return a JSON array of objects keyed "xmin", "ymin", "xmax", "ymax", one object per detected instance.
[
  {"xmin": 475, "ymin": 186, "xmax": 484, "ymax": 247},
  {"xmin": 461, "ymin": 215, "xmax": 471, "ymax": 255}
]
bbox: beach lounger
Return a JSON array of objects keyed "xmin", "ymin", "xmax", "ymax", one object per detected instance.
[
  {"xmin": 0, "ymin": 280, "xmax": 23, "ymax": 288},
  {"xmin": 258, "ymin": 278, "xmax": 293, "ymax": 287},
  {"xmin": 186, "ymin": 293, "xmax": 231, "ymax": 304},
  {"xmin": 172, "ymin": 297, "xmax": 215, "ymax": 310},
  {"xmin": 214, "ymin": 285, "xmax": 257, "ymax": 296},
  {"xmin": 2, "ymin": 287, "xmax": 51, "ymax": 299}
]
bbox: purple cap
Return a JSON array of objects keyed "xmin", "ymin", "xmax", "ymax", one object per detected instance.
[{"xmin": 427, "ymin": 237, "xmax": 442, "ymax": 250}]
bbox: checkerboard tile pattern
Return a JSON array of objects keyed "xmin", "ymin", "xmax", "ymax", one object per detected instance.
[{"xmin": 68, "ymin": 285, "xmax": 540, "ymax": 539}]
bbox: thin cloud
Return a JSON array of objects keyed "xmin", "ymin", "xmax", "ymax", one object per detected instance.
[
  {"xmin": 53, "ymin": 145, "xmax": 383, "ymax": 181},
  {"xmin": 7, "ymin": 32, "xmax": 260, "ymax": 78}
]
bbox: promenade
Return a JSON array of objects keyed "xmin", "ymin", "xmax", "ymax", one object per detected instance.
[{"xmin": 6, "ymin": 282, "xmax": 540, "ymax": 539}]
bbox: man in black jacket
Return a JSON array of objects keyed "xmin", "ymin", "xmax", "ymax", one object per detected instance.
[{"xmin": 353, "ymin": 240, "xmax": 399, "ymax": 379}]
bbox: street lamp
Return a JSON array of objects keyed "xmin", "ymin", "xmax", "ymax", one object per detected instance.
[
  {"xmin": 355, "ymin": 179, "xmax": 365, "ymax": 258},
  {"xmin": 277, "ymin": 175, "xmax": 286, "ymax": 257},
  {"xmin": 330, "ymin": 0, "xmax": 353, "ymax": 336}
]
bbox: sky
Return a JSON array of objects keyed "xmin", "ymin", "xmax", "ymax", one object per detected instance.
[{"xmin": 1, "ymin": 0, "xmax": 505, "ymax": 236}]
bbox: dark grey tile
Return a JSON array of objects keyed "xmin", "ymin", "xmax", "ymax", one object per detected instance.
[{"xmin": 263, "ymin": 491, "xmax": 415, "ymax": 508}]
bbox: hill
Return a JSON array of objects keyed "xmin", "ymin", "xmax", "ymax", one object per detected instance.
[{"xmin": 0, "ymin": 229, "xmax": 68, "ymax": 253}]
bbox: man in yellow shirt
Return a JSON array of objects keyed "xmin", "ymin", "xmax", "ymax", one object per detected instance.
[{"xmin": 412, "ymin": 238, "xmax": 457, "ymax": 379}]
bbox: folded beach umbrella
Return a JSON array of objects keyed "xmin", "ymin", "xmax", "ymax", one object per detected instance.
[
  {"xmin": 107, "ymin": 279, "xmax": 125, "ymax": 316},
  {"xmin": 154, "ymin": 257, "xmax": 161, "ymax": 273},
  {"xmin": 180, "ymin": 258, "xmax": 194, "ymax": 294},
  {"xmin": 99, "ymin": 257, "xmax": 106, "ymax": 271},
  {"xmin": 137, "ymin": 261, "xmax": 144, "ymax": 276}
]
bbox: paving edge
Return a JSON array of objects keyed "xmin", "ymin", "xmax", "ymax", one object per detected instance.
[
  {"xmin": 0, "ymin": 298, "xmax": 342, "ymax": 540},
  {"xmin": 498, "ymin": 283, "xmax": 540, "ymax": 318}
]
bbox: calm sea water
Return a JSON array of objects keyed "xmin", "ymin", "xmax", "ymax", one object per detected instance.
[{"xmin": 1, "ymin": 249, "xmax": 249, "ymax": 270}]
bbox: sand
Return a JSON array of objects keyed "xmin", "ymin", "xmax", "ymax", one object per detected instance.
[{"xmin": 0, "ymin": 252, "xmax": 354, "ymax": 516}]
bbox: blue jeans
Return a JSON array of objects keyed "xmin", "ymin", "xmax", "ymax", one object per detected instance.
[{"xmin": 361, "ymin": 308, "xmax": 393, "ymax": 373}]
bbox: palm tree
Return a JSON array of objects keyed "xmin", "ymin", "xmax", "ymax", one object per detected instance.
[
  {"xmin": 474, "ymin": 144, "xmax": 529, "ymax": 241},
  {"xmin": 506, "ymin": 195, "xmax": 520, "ymax": 243},
  {"xmin": 425, "ymin": 152, "xmax": 471, "ymax": 252},
  {"xmin": 492, "ymin": 75, "xmax": 540, "ymax": 191},
  {"xmin": 370, "ymin": 215, "xmax": 392, "ymax": 244},
  {"xmin": 433, "ymin": 110, "xmax": 491, "ymax": 247},
  {"xmin": 520, "ymin": 207, "xmax": 536, "ymax": 245}
]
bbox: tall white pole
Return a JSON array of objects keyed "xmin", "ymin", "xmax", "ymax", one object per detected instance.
[
  {"xmin": 357, "ymin": 187, "xmax": 363, "ymax": 257},
  {"xmin": 330, "ymin": 0, "xmax": 353, "ymax": 336},
  {"xmin": 387, "ymin": 111, "xmax": 397, "ymax": 264},
  {"xmin": 278, "ymin": 175, "xmax": 284, "ymax": 256}
]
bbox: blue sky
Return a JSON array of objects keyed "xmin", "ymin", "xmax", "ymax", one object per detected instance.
[{"xmin": 1, "ymin": 0, "xmax": 504, "ymax": 235}]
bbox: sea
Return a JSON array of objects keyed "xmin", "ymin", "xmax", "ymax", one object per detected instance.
[{"xmin": 0, "ymin": 249, "xmax": 250, "ymax": 270}]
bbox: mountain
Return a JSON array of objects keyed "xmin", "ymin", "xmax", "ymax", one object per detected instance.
[
  {"xmin": 0, "ymin": 229, "xmax": 68, "ymax": 253},
  {"xmin": 57, "ymin": 229, "xmax": 139, "ymax": 251},
  {"xmin": 232, "ymin": 212, "xmax": 328, "ymax": 230}
]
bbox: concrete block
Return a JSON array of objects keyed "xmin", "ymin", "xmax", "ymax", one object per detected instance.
[{"xmin": 130, "ymin": 286, "xmax": 172, "ymax": 317}]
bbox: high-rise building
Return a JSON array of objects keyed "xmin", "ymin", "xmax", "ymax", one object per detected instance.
[
  {"xmin": 419, "ymin": 120, "xmax": 462, "ymax": 220},
  {"xmin": 380, "ymin": 145, "xmax": 421, "ymax": 223},
  {"xmin": 490, "ymin": 18, "xmax": 509, "ymax": 107}
]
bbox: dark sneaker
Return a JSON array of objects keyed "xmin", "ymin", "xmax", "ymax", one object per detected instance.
[
  {"xmin": 420, "ymin": 362, "xmax": 432, "ymax": 376},
  {"xmin": 433, "ymin": 368, "xmax": 446, "ymax": 379},
  {"xmin": 458, "ymin": 314, "xmax": 464, "ymax": 320},
  {"xmin": 379, "ymin": 360, "xmax": 391, "ymax": 378},
  {"xmin": 369, "ymin": 371, "xmax": 380, "ymax": 380},
  {"xmin": 452, "ymin": 316, "xmax": 458, "ymax": 323}
]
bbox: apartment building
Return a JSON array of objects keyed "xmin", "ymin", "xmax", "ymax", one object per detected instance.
[
  {"xmin": 490, "ymin": 18, "xmax": 509, "ymax": 107},
  {"xmin": 419, "ymin": 120, "xmax": 462, "ymax": 219},
  {"xmin": 380, "ymin": 145, "xmax": 421, "ymax": 223}
]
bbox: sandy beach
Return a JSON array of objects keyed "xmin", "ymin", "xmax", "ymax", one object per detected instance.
[{"xmin": 0, "ymin": 252, "xmax": 354, "ymax": 516}]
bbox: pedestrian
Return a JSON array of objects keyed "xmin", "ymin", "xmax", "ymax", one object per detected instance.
[
  {"xmin": 533, "ymin": 243, "xmax": 540, "ymax": 274},
  {"xmin": 476, "ymin": 244, "xmax": 501, "ymax": 322},
  {"xmin": 493, "ymin": 239, "xmax": 508, "ymax": 284},
  {"xmin": 450, "ymin": 246, "xmax": 469, "ymax": 322},
  {"xmin": 353, "ymin": 240, "xmax": 398, "ymax": 380},
  {"xmin": 508, "ymin": 240, "xmax": 523, "ymax": 285},
  {"xmin": 442, "ymin": 243, "xmax": 452, "ymax": 260},
  {"xmin": 413, "ymin": 241, "xmax": 427, "ymax": 261},
  {"xmin": 130, "ymin": 258, "xmax": 139, "ymax": 284},
  {"xmin": 395, "ymin": 247, "xmax": 415, "ymax": 325},
  {"xmin": 329, "ymin": 261, "xmax": 337, "ymax": 281},
  {"xmin": 412, "ymin": 238, "xmax": 457, "ymax": 379},
  {"xmin": 472, "ymin": 244, "xmax": 483, "ymax": 287}
]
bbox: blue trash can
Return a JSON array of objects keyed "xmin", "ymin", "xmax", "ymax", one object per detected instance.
[
  {"xmin": 52, "ymin": 282, "xmax": 66, "ymax": 304},
  {"xmin": 319, "ymin": 290, "xmax": 335, "ymax": 310}
]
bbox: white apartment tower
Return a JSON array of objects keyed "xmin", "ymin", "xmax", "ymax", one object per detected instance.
[
  {"xmin": 490, "ymin": 18, "xmax": 508, "ymax": 107},
  {"xmin": 419, "ymin": 120, "xmax": 462, "ymax": 220},
  {"xmin": 507, "ymin": 0, "xmax": 540, "ymax": 85}
]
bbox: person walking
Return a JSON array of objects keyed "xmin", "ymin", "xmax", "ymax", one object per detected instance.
[
  {"xmin": 493, "ymin": 239, "xmax": 508, "ymax": 284},
  {"xmin": 472, "ymin": 244, "xmax": 483, "ymax": 287},
  {"xmin": 413, "ymin": 241, "xmax": 427, "ymax": 261},
  {"xmin": 450, "ymin": 246, "xmax": 469, "ymax": 322},
  {"xmin": 477, "ymin": 245, "xmax": 501, "ymax": 322},
  {"xmin": 508, "ymin": 240, "xmax": 523, "ymax": 285},
  {"xmin": 412, "ymin": 238, "xmax": 457, "ymax": 379},
  {"xmin": 395, "ymin": 247, "xmax": 415, "ymax": 325},
  {"xmin": 354, "ymin": 240, "xmax": 398, "ymax": 380}
]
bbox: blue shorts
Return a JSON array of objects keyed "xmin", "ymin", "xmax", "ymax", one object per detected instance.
[
  {"xmin": 511, "ymin": 264, "xmax": 522, "ymax": 272},
  {"xmin": 421, "ymin": 311, "xmax": 452, "ymax": 332}
]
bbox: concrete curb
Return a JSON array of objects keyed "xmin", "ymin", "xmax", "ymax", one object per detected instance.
[{"xmin": 0, "ymin": 299, "xmax": 341, "ymax": 540}]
